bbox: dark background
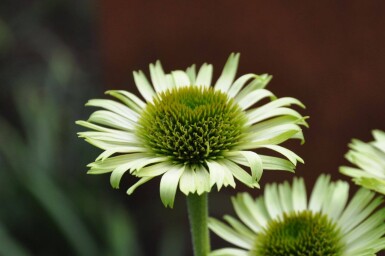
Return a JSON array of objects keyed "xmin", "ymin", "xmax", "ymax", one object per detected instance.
[{"xmin": 1, "ymin": 1, "xmax": 385, "ymax": 255}]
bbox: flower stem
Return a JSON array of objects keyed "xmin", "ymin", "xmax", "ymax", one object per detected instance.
[{"xmin": 187, "ymin": 193, "xmax": 210, "ymax": 256}]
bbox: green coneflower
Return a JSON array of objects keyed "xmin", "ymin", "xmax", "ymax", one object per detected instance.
[
  {"xmin": 76, "ymin": 53, "xmax": 307, "ymax": 207},
  {"xmin": 209, "ymin": 175, "xmax": 385, "ymax": 256},
  {"xmin": 340, "ymin": 130, "xmax": 385, "ymax": 195}
]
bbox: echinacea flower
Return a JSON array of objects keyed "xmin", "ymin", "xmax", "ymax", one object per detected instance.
[
  {"xmin": 209, "ymin": 175, "xmax": 385, "ymax": 256},
  {"xmin": 76, "ymin": 53, "xmax": 307, "ymax": 207},
  {"xmin": 340, "ymin": 129, "xmax": 385, "ymax": 195}
]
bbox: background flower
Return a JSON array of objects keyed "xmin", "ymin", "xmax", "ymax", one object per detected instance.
[
  {"xmin": 209, "ymin": 174, "xmax": 385, "ymax": 256},
  {"xmin": 77, "ymin": 53, "xmax": 307, "ymax": 207},
  {"xmin": 340, "ymin": 130, "xmax": 385, "ymax": 195}
]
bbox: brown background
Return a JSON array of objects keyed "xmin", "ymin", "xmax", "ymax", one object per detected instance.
[{"xmin": 98, "ymin": 1, "xmax": 385, "ymax": 255}]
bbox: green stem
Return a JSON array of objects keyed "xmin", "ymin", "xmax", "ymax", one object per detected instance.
[{"xmin": 187, "ymin": 193, "xmax": 210, "ymax": 256}]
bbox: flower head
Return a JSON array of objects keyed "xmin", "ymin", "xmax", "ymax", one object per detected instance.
[
  {"xmin": 77, "ymin": 53, "xmax": 307, "ymax": 207},
  {"xmin": 209, "ymin": 175, "xmax": 385, "ymax": 256},
  {"xmin": 340, "ymin": 130, "xmax": 385, "ymax": 195}
]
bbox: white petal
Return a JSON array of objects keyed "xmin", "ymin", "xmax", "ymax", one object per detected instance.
[
  {"xmin": 264, "ymin": 183, "xmax": 283, "ymax": 219},
  {"xmin": 194, "ymin": 165, "xmax": 211, "ymax": 195},
  {"xmin": 208, "ymin": 218, "xmax": 252, "ymax": 249},
  {"xmin": 309, "ymin": 174, "xmax": 331, "ymax": 212},
  {"xmin": 195, "ymin": 63, "xmax": 213, "ymax": 87},
  {"xmin": 88, "ymin": 110, "xmax": 136, "ymax": 131},
  {"xmin": 86, "ymin": 99, "xmax": 139, "ymax": 121},
  {"xmin": 209, "ymin": 248, "xmax": 249, "ymax": 256},
  {"xmin": 159, "ymin": 165, "xmax": 185, "ymax": 207},
  {"xmin": 235, "ymin": 74, "xmax": 272, "ymax": 101},
  {"xmin": 206, "ymin": 160, "xmax": 225, "ymax": 190},
  {"xmin": 186, "ymin": 64, "xmax": 196, "ymax": 84},
  {"xmin": 150, "ymin": 60, "xmax": 170, "ymax": 93},
  {"xmin": 171, "ymin": 70, "xmax": 191, "ymax": 88},
  {"xmin": 179, "ymin": 167, "xmax": 196, "ymax": 195},
  {"xmin": 214, "ymin": 53, "xmax": 240, "ymax": 93},
  {"xmin": 127, "ymin": 176, "xmax": 154, "ymax": 195},
  {"xmin": 133, "ymin": 70, "xmax": 155, "ymax": 103},
  {"xmin": 291, "ymin": 177, "xmax": 307, "ymax": 211},
  {"xmin": 260, "ymin": 145, "xmax": 304, "ymax": 165},
  {"xmin": 105, "ymin": 90, "xmax": 146, "ymax": 110},
  {"xmin": 227, "ymin": 74, "xmax": 259, "ymax": 99},
  {"xmin": 236, "ymin": 89, "xmax": 275, "ymax": 110}
]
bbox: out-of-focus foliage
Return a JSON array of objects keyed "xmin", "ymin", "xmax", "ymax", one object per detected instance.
[{"xmin": 0, "ymin": 1, "xmax": 144, "ymax": 255}]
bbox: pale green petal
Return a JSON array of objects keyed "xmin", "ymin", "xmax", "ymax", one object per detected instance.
[
  {"xmin": 235, "ymin": 74, "xmax": 272, "ymax": 101},
  {"xmin": 214, "ymin": 53, "xmax": 240, "ymax": 93},
  {"xmin": 236, "ymin": 89, "xmax": 275, "ymax": 110},
  {"xmin": 231, "ymin": 194, "xmax": 262, "ymax": 233},
  {"xmin": 195, "ymin": 63, "xmax": 213, "ymax": 87},
  {"xmin": 110, "ymin": 162, "xmax": 135, "ymax": 188},
  {"xmin": 321, "ymin": 180, "xmax": 349, "ymax": 221},
  {"xmin": 171, "ymin": 70, "xmax": 191, "ymax": 87},
  {"xmin": 260, "ymin": 145, "xmax": 303, "ymax": 165},
  {"xmin": 338, "ymin": 188, "xmax": 379, "ymax": 233},
  {"xmin": 259, "ymin": 155, "xmax": 296, "ymax": 172},
  {"xmin": 159, "ymin": 165, "xmax": 185, "ymax": 208},
  {"xmin": 179, "ymin": 167, "xmax": 196, "ymax": 195},
  {"xmin": 135, "ymin": 162, "xmax": 173, "ymax": 177},
  {"xmin": 194, "ymin": 165, "xmax": 211, "ymax": 195},
  {"xmin": 76, "ymin": 120, "xmax": 121, "ymax": 133},
  {"xmin": 206, "ymin": 160, "xmax": 225, "ymax": 189},
  {"xmin": 133, "ymin": 70, "xmax": 155, "ymax": 102},
  {"xmin": 278, "ymin": 181, "xmax": 294, "ymax": 212},
  {"xmin": 78, "ymin": 131, "xmax": 139, "ymax": 144},
  {"xmin": 223, "ymin": 215, "xmax": 256, "ymax": 241},
  {"xmin": 109, "ymin": 156, "xmax": 168, "ymax": 188},
  {"xmin": 88, "ymin": 110, "xmax": 136, "ymax": 131},
  {"xmin": 247, "ymin": 107, "xmax": 304, "ymax": 126},
  {"xmin": 222, "ymin": 159, "xmax": 259, "ymax": 188},
  {"xmin": 227, "ymin": 74, "xmax": 260, "ymax": 99},
  {"xmin": 242, "ymin": 124, "xmax": 301, "ymax": 147},
  {"xmin": 224, "ymin": 151, "xmax": 262, "ymax": 181},
  {"xmin": 150, "ymin": 60, "xmax": 170, "ymax": 93},
  {"xmin": 291, "ymin": 177, "xmax": 307, "ymax": 211},
  {"xmin": 264, "ymin": 183, "xmax": 283, "ymax": 219},
  {"xmin": 208, "ymin": 218, "xmax": 252, "ymax": 249},
  {"xmin": 185, "ymin": 64, "xmax": 196, "ymax": 84},
  {"xmin": 105, "ymin": 90, "xmax": 146, "ymax": 110},
  {"xmin": 86, "ymin": 99, "xmax": 140, "ymax": 121},
  {"xmin": 209, "ymin": 248, "xmax": 248, "ymax": 256},
  {"xmin": 127, "ymin": 176, "xmax": 154, "ymax": 195},
  {"xmin": 354, "ymin": 177, "xmax": 385, "ymax": 194},
  {"xmin": 308, "ymin": 174, "xmax": 330, "ymax": 212}
]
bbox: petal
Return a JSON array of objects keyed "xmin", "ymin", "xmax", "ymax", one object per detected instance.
[
  {"xmin": 105, "ymin": 90, "xmax": 146, "ymax": 110},
  {"xmin": 127, "ymin": 176, "xmax": 154, "ymax": 195},
  {"xmin": 235, "ymin": 89, "xmax": 276, "ymax": 110},
  {"xmin": 235, "ymin": 74, "xmax": 272, "ymax": 101},
  {"xmin": 291, "ymin": 177, "xmax": 307, "ymax": 211},
  {"xmin": 227, "ymin": 74, "xmax": 259, "ymax": 99},
  {"xmin": 214, "ymin": 53, "xmax": 240, "ymax": 93},
  {"xmin": 208, "ymin": 218, "xmax": 252, "ymax": 249},
  {"xmin": 195, "ymin": 63, "xmax": 213, "ymax": 87},
  {"xmin": 86, "ymin": 99, "xmax": 139, "ymax": 121},
  {"xmin": 133, "ymin": 70, "xmax": 156, "ymax": 102},
  {"xmin": 171, "ymin": 70, "xmax": 191, "ymax": 88},
  {"xmin": 159, "ymin": 165, "xmax": 185, "ymax": 207},
  {"xmin": 88, "ymin": 110, "xmax": 136, "ymax": 131},
  {"xmin": 260, "ymin": 145, "xmax": 304, "ymax": 165},
  {"xmin": 150, "ymin": 60, "xmax": 170, "ymax": 93},
  {"xmin": 179, "ymin": 166, "xmax": 196, "ymax": 195},
  {"xmin": 185, "ymin": 64, "xmax": 196, "ymax": 84}
]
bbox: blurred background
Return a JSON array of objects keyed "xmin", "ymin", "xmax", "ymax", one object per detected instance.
[{"xmin": 1, "ymin": 1, "xmax": 385, "ymax": 255}]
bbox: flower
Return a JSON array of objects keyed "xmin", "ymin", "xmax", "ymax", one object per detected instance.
[
  {"xmin": 340, "ymin": 129, "xmax": 385, "ymax": 195},
  {"xmin": 209, "ymin": 175, "xmax": 385, "ymax": 256},
  {"xmin": 76, "ymin": 53, "xmax": 307, "ymax": 207}
]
